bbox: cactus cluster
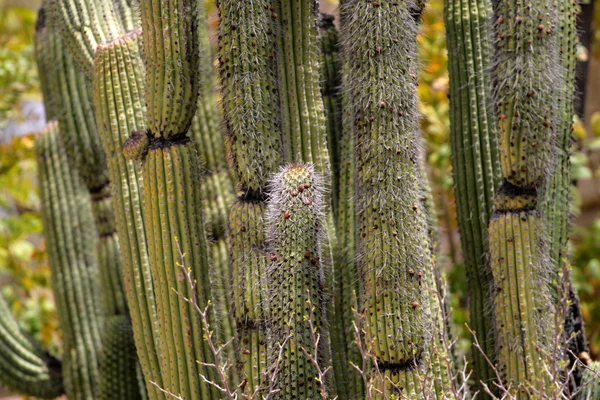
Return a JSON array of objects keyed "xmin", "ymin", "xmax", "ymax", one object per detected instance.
[{"xmin": 0, "ymin": 0, "xmax": 592, "ymax": 398}]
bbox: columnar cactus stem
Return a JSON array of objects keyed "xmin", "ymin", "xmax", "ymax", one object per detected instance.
[
  {"xmin": 265, "ymin": 164, "xmax": 331, "ymax": 399},
  {"xmin": 319, "ymin": 14, "xmax": 342, "ymax": 214},
  {"xmin": 444, "ymin": 0, "xmax": 501, "ymax": 390},
  {"xmin": 217, "ymin": 0, "xmax": 285, "ymax": 395},
  {"xmin": 578, "ymin": 363, "xmax": 600, "ymax": 399},
  {"xmin": 489, "ymin": 0, "xmax": 566, "ymax": 393},
  {"xmin": 98, "ymin": 316, "xmax": 144, "ymax": 400},
  {"xmin": 218, "ymin": 0, "xmax": 284, "ymax": 197},
  {"xmin": 48, "ymin": 0, "xmax": 124, "ymax": 77},
  {"xmin": 0, "ymin": 294, "xmax": 64, "ymax": 399},
  {"xmin": 341, "ymin": 1, "xmax": 451, "ymax": 396},
  {"xmin": 229, "ymin": 200, "xmax": 268, "ymax": 396},
  {"xmin": 188, "ymin": 5, "xmax": 236, "ymax": 361},
  {"xmin": 36, "ymin": 122, "xmax": 103, "ymax": 400},
  {"xmin": 274, "ymin": 0, "xmax": 329, "ymax": 176},
  {"xmin": 135, "ymin": 0, "xmax": 218, "ymax": 397},
  {"xmin": 39, "ymin": 5, "xmax": 128, "ymax": 320},
  {"xmin": 93, "ymin": 29, "xmax": 163, "ymax": 398}
]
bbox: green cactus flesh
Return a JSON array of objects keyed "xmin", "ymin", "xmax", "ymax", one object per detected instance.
[
  {"xmin": 48, "ymin": 0, "xmax": 124, "ymax": 77},
  {"xmin": 274, "ymin": 0, "xmax": 329, "ymax": 177},
  {"xmin": 341, "ymin": 0, "xmax": 443, "ymax": 396},
  {"xmin": 489, "ymin": 209, "xmax": 555, "ymax": 395},
  {"xmin": 93, "ymin": 29, "xmax": 163, "ymax": 398},
  {"xmin": 230, "ymin": 200, "xmax": 268, "ymax": 396},
  {"xmin": 140, "ymin": 0, "xmax": 200, "ymax": 139},
  {"xmin": 217, "ymin": 0, "xmax": 284, "ymax": 197},
  {"xmin": 319, "ymin": 14, "xmax": 342, "ymax": 217},
  {"xmin": 444, "ymin": 0, "xmax": 501, "ymax": 390},
  {"xmin": 494, "ymin": 0, "xmax": 560, "ymax": 188},
  {"xmin": 141, "ymin": 143, "xmax": 218, "ymax": 399},
  {"xmin": 579, "ymin": 362, "xmax": 600, "ymax": 399},
  {"xmin": 266, "ymin": 164, "xmax": 332, "ymax": 399},
  {"xmin": 36, "ymin": 122, "xmax": 103, "ymax": 400},
  {"xmin": 98, "ymin": 316, "xmax": 143, "ymax": 400},
  {"xmin": 0, "ymin": 293, "xmax": 64, "ymax": 399}
]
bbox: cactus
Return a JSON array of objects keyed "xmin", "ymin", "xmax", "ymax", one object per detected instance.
[
  {"xmin": 92, "ymin": 29, "xmax": 163, "ymax": 398},
  {"xmin": 265, "ymin": 164, "xmax": 331, "ymax": 399},
  {"xmin": 98, "ymin": 316, "xmax": 144, "ymax": 400},
  {"xmin": 341, "ymin": 0, "xmax": 454, "ymax": 397},
  {"xmin": 36, "ymin": 121, "xmax": 103, "ymax": 399},
  {"xmin": 445, "ymin": 0, "xmax": 502, "ymax": 391},
  {"xmin": 132, "ymin": 0, "xmax": 219, "ymax": 397},
  {"xmin": 217, "ymin": 0, "xmax": 285, "ymax": 395},
  {"xmin": 48, "ymin": 0, "xmax": 125, "ymax": 77},
  {"xmin": 579, "ymin": 362, "xmax": 600, "ymax": 399},
  {"xmin": 488, "ymin": 0, "xmax": 568, "ymax": 393},
  {"xmin": 218, "ymin": 0, "xmax": 284, "ymax": 197},
  {"xmin": 0, "ymin": 294, "xmax": 63, "ymax": 399}
]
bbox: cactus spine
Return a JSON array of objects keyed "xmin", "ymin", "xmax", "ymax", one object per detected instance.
[
  {"xmin": 444, "ymin": 0, "xmax": 501, "ymax": 391},
  {"xmin": 134, "ymin": 0, "xmax": 218, "ymax": 397},
  {"xmin": 489, "ymin": 0, "xmax": 568, "ymax": 393},
  {"xmin": 266, "ymin": 164, "xmax": 331, "ymax": 399},
  {"xmin": 217, "ymin": 0, "xmax": 284, "ymax": 395},
  {"xmin": 93, "ymin": 29, "xmax": 163, "ymax": 398},
  {"xmin": 579, "ymin": 362, "xmax": 600, "ymax": 399},
  {"xmin": 36, "ymin": 122, "xmax": 103, "ymax": 399}
]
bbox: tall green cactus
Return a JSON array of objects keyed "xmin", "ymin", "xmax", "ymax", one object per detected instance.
[
  {"xmin": 341, "ymin": 0, "xmax": 453, "ymax": 396},
  {"xmin": 265, "ymin": 164, "xmax": 332, "ymax": 399},
  {"xmin": 36, "ymin": 121, "xmax": 103, "ymax": 400},
  {"xmin": 98, "ymin": 316, "xmax": 144, "ymax": 400},
  {"xmin": 93, "ymin": 29, "xmax": 163, "ymax": 398},
  {"xmin": 445, "ymin": 0, "xmax": 502, "ymax": 391},
  {"xmin": 217, "ymin": 0, "xmax": 284, "ymax": 395},
  {"xmin": 0, "ymin": 294, "xmax": 63, "ymax": 399},
  {"xmin": 48, "ymin": 0, "xmax": 125, "ymax": 77},
  {"xmin": 489, "ymin": 0, "xmax": 567, "ymax": 393},
  {"xmin": 131, "ymin": 0, "xmax": 219, "ymax": 397}
]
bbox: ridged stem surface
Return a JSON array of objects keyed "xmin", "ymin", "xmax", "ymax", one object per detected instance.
[
  {"xmin": 93, "ymin": 29, "xmax": 163, "ymax": 399},
  {"xmin": 490, "ymin": 0, "xmax": 565, "ymax": 394},
  {"xmin": 139, "ymin": 143, "xmax": 218, "ymax": 399},
  {"xmin": 36, "ymin": 122, "xmax": 103, "ymax": 400},
  {"xmin": 341, "ymin": 1, "xmax": 451, "ymax": 396},
  {"xmin": 217, "ymin": 0, "xmax": 284, "ymax": 197},
  {"xmin": 0, "ymin": 293, "xmax": 63, "ymax": 398},
  {"xmin": 230, "ymin": 200, "xmax": 268, "ymax": 396},
  {"xmin": 48, "ymin": 0, "xmax": 124, "ymax": 77},
  {"xmin": 266, "ymin": 165, "xmax": 331, "ymax": 399},
  {"xmin": 140, "ymin": 0, "xmax": 200, "ymax": 139},
  {"xmin": 444, "ymin": 0, "xmax": 501, "ymax": 390},
  {"xmin": 98, "ymin": 316, "xmax": 143, "ymax": 400}
]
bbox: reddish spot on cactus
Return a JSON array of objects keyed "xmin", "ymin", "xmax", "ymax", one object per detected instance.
[{"xmin": 284, "ymin": 210, "xmax": 290, "ymax": 219}]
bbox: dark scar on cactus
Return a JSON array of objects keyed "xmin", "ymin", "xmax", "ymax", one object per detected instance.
[{"xmin": 377, "ymin": 352, "xmax": 423, "ymax": 373}]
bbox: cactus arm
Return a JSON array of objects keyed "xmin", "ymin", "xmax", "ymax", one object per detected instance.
[
  {"xmin": 217, "ymin": 0, "xmax": 284, "ymax": 197},
  {"xmin": 98, "ymin": 316, "xmax": 143, "ymax": 400},
  {"xmin": 265, "ymin": 164, "xmax": 331, "ymax": 399},
  {"xmin": 578, "ymin": 362, "xmax": 600, "ymax": 399},
  {"xmin": 134, "ymin": 0, "xmax": 219, "ymax": 397},
  {"xmin": 229, "ymin": 200, "xmax": 268, "ymax": 396},
  {"xmin": 319, "ymin": 14, "xmax": 342, "ymax": 226},
  {"xmin": 0, "ymin": 294, "xmax": 64, "ymax": 399},
  {"xmin": 36, "ymin": 122, "xmax": 103, "ymax": 399},
  {"xmin": 444, "ymin": 0, "xmax": 501, "ymax": 390},
  {"xmin": 47, "ymin": 0, "xmax": 124, "ymax": 77},
  {"xmin": 487, "ymin": 0, "xmax": 571, "ymax": 392},
  {"xmin": 93, "ymin": 29, "xmax": 163, "ymax": 398}
]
